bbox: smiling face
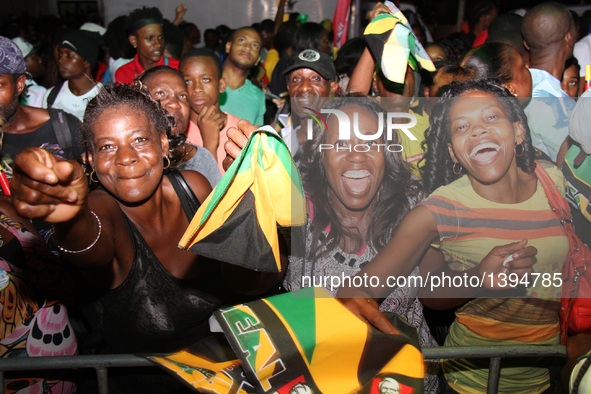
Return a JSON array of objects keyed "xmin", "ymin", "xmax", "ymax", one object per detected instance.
[
  {"xmin": 287, "ymin": 68, "xmax": 337, "ymax": 117},
  {"xmin": 131, "ymin": 23, "xmax": 165, "ymax": 65},
  {"xmin": 322, "ymin": 104, "xmax": 385, "ymax": 213},
  {"xmin": 180, "ymin": 56, "xmax": 225, "ymax": 115},
  {"xmin": 447, "ymin": 92, "xmax": 525, "ymax": 185},
  {"xmin": 144, "ymin": 71, "xmax": 190, "ymax": 135},
  {"xmin": 87, "ymin": 104, "xmax": 168, "ymax": 203},
  {"xmin": 225, "ymin": 28, "xmax": 262, "ymax": 70}
]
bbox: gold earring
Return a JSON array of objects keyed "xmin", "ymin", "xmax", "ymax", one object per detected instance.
[
  {"xmin": 163, "ymin": 156, "xmax": 171, "ymax": 170},
  {"xmin": 89, "ymin": 169, "xmax": 99, "ymax": 183}
]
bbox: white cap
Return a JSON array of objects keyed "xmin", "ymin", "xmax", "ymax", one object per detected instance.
[
  {"xmin": 11, "ymin": 37, "xmax": 34, "ymax": 58},
  {"xmin": 80, "ymin": 22, "xmax": 106, "ymax": 36}
]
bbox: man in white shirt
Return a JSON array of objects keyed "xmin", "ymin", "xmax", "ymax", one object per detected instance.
[{"xmin": 43, "ymin": 30, "xmax": 102, "ymax": 121}]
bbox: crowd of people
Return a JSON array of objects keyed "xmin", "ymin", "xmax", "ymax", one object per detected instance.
[{"xmin": 1, "ymin": 0, "xmax": 591, "ymax": 392}]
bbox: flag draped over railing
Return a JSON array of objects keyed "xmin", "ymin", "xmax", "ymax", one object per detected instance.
[{"xmin": 150, "ymin": 287, "xmax": 425, "ymax": 393}]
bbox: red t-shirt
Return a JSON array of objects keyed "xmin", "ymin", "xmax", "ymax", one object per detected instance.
[{"xmin": 114, "ymin": 54, "xmax": 180, "ymax": 84}]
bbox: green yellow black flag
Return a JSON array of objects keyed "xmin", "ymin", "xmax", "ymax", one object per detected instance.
[
  {"xmin": 149, "ymin": 287, "xmax": 424, "ymax": 393},
  {"xmin": 215, "ymin": 287, "xmax": 424, "ymax": 393},
  {"xmin": 178, "ymin": 126, "xmax": 306, "ymax": 272},
  {"xmin": 364, "ymin": 1, "xmax": 435, "ymax": 84}
]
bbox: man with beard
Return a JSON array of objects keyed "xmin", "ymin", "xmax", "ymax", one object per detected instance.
[
  {"xmin": 276, "ymin": 49, "xmax": 339, "ymax": 157},
  {"xmin": 0, "ymin": 36, "xmax": 83, "ymax": 184},
  {"xmin": 219, "ymin": 27, "xmax": 265, "ymax": 125}
]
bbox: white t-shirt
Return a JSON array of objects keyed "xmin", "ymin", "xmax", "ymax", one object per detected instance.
[
  {"xmin": 574, "ymin": 34, "xmax": 591, "ymax": 77},
  {"xmin": 43, "ymin": 82, "xmax": 103, "ymax": 121}
]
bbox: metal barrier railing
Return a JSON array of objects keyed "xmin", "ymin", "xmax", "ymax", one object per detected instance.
[{"xmin": 0, "ymin": 345, "xmax": 566, "ymax": 394}]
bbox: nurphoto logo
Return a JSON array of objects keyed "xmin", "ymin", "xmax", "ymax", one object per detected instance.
[{"xmin": 304, "ymin": 107, "xmax": 418, "ymax": 152}]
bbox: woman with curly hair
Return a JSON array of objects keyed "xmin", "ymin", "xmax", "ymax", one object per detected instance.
[
  {"xmin": 9, "ymin": 83, "xmax": 282, "ymax": 393},
  {"xmin": 338, "ymin": 80, "xmax": 568, "ymax": 393},
  {"xmin": 283, "ymin": 95, "xmax": 440, "ymax": 392}
]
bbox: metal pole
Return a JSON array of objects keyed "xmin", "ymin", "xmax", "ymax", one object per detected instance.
[{"xmin": 487, "ymin": 357, "xmax": 502, "ymax": 394}]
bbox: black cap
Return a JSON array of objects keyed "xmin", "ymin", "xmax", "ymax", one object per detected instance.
[
  {"xmin": 60, "ymin": 30, "xmax": 100, "ymax": 68},
  {"xmin": 283, "ymin": 49, "xmax": 336, "ymax": 81}
]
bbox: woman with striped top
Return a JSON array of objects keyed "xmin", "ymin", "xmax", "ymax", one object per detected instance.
[{"xmin": 338, "ymin": 79, "xmax": 568, "ymax": 393}]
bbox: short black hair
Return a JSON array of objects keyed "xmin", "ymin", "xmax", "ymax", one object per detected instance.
[
  {"xmin": 181, "ymin": 48, "xmax": 223, "ymax": 78},
  {"xmin": 126, "ymin": 7, "xmax": 163, "ymax": 36}
]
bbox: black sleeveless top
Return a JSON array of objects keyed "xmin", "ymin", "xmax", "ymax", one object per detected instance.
[{"xmin": 74, "ymin": 171, "xmax": 225, "ymax": 355}]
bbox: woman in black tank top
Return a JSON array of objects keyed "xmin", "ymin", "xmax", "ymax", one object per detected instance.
[{"xmin": 10, "ymin": 84, "xmax": 284, "ymax": 393}]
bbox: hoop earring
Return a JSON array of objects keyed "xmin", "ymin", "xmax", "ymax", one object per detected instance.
[
  {"xmin": 163, "ymin": 156, "xmax": 171, "ymax": 170},
  {"xmin": 453, "ymin": 162, "xmax": 463, "ymax": 175},
  {"xmin": 515, "ymin": 142, "xmax": 525, "ymax": 157},
  {"xmin": 89, "ymin": 169, "xmax": 99, "ymax": 183}
]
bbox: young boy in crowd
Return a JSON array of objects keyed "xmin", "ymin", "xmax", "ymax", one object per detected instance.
[{"xmin": 180, "ymin": 48, "xmax": 242, "ymax": 172}]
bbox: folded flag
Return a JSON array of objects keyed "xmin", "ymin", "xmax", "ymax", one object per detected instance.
[
  {"xmin": 216, "ymin": 287, "xmax": 424, "ymax": 393},
  {"xmin": 363, "ymin": 1, "xmax": 435, "ymax": 84},
  {"xmin": 178, "ymin": 126, "xmax": 306, "ymax": 272}
]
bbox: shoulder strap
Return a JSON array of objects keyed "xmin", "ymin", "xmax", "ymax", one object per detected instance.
[
  {"xmin": 48, "ymin": 108, "xmax": 74, "ymax": 159},
  {"xmin": 167, "ymin": 170, "xmax": 200, "ymax": 219},
  {"xmin": 164, "ymin": 56, "xmax": 169, "ymax": 66},
  {"xmin": 46, "ymin": 80, "xmax": 64, "ymax": 108},
  {"xmin": 534, "ymin": 162, "xmax": 571, "ymax": 216}
]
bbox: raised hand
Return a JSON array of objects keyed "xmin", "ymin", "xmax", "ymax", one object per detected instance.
[
  {"xmin": 197, "ymin": 105, "xmax": 224, "ymax": 156},
  {"xmin": 222, "ymin": 119, "xmax": 258, "ymax": 171},
  {"xmin": 10, "ymin": 148, "xmax": 88, "ymax": 223}
]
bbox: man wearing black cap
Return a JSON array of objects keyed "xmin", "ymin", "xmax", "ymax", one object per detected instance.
[
  {"xmin": 276, "ymin": 48, "xmax": 338, "ymax": 156},
  {"xmin": 0, "ymin": 36, "xmax": 83, "ymax": 185},
  {"xmin": 43, "ymin": 30, "xmax": 102, "ymax": 121}
]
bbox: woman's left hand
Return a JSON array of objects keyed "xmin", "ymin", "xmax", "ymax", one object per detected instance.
[
  {"xmin": 479, "ymin": 239, "xmax": 537, "ymax": 289},
  {"xmin": 337, "ymin": 292, "xmax": 400, "ymax": 335}
]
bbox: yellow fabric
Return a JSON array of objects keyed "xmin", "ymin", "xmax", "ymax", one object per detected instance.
[{"xmin": 264, "ymin": 49, "xmax": 279, "ymax": 82}]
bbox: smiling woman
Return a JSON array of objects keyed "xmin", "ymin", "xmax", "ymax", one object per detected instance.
[
  {"xmin": 283, "ymin": 95, "xmax": 440, "ymax": 392},
  {"xmin": 337, "ymin": 80, "xmax": 569, "ymax": 393},
  {"xmin": 10, "ymin": 84, "xmax": 283, "ymax": 393}
]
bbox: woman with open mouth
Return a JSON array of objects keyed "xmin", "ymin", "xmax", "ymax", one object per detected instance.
[
  {"xmin": 284, "ymin": 95, "xmax": 440, "ymax": 392},
  {"xmin": 337, "ymin": 79, "xmax": 569, "ymax": 393}
]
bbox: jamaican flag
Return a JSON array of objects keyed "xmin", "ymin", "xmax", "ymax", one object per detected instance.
[
  {"xmin": 178, "ymin": 126, "xmax": 306, "ymax": 272},
  {"xmin": 364, "ymin": 1, "xmax": 434, "ymax": 84},
  {"xmin": 149, "ymin": 353, "xmax": 252, "ymax": 393},
  {"xmin": 216, "ymin": 287, "xmax": 424, "ymax": 393}
]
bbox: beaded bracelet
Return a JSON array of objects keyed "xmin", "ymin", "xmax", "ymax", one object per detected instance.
[{"xmin": 56, "ymin": 211, "xmax": 102, "ymax": 254}]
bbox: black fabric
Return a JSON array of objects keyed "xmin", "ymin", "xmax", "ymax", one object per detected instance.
[
  {"xmin": 46, "ymin": 80, "xmax": 65, "ymax": 108},
  {"xmin": 269, "ymin": 52, "xmax": 290, "ymax": 96},
  {"xmin": 48, "ymin": 108, "xmax": 74, "ymax": 160},
  {"xmin": 188, "ymin": 190, "xmax": 276, "ymax": 272},
  {"xmin": 166, "ymin": 169, "xmax": 199, "ymax": 219},
  {"xmin": 2, "ymin": 111, "xmax": 83, "ymax": 163},
  {"xmin": 72, "ymin": 173, "xmax": 231, "ymax": 393}
]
